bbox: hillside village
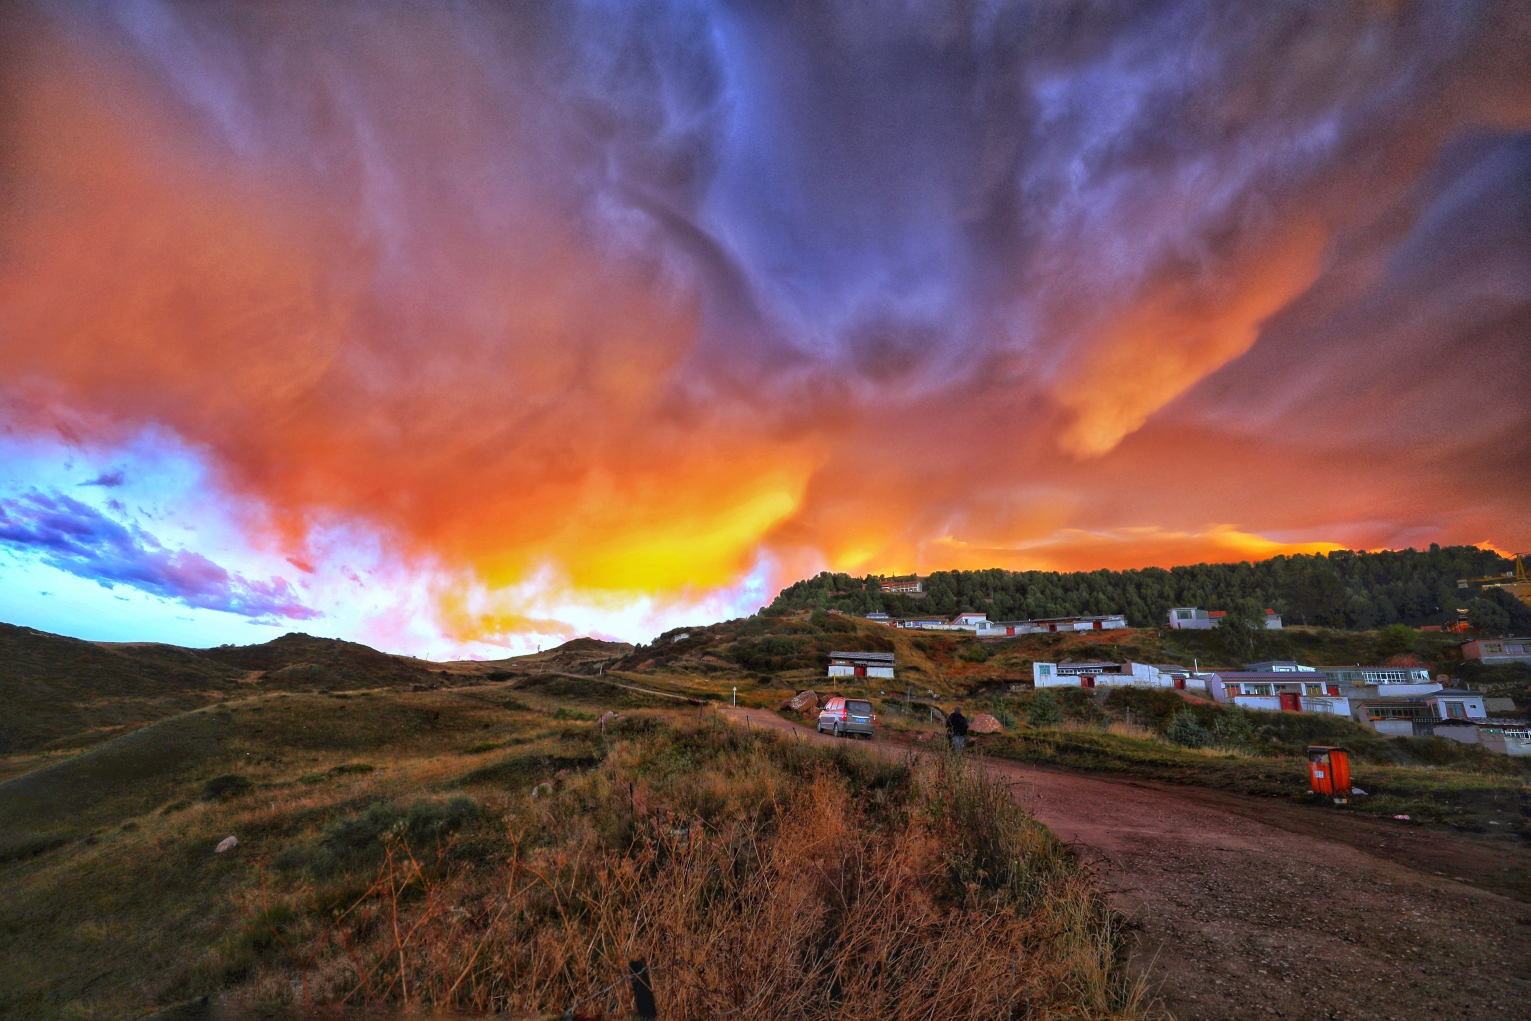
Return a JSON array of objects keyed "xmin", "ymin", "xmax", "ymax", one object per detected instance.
[{"xmin": 608, "ymin": 600, "xmax": 1531, "ymax": 749}]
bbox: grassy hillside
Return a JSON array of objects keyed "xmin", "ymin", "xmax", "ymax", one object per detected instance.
[
  {"xmin": 607, "ymin": 608, "xmax": 1480, "ymax": 703},
  {"xmin": 0, "ymin": 626, "xmax": 484, "ymax": 759},
  {"xmin": 0, "ymin": 695, "xmax": 1144, "ymax": 1020},
  {"xmin": 0, "ymin": 623, "xmax": 245, "ymax": 756}
]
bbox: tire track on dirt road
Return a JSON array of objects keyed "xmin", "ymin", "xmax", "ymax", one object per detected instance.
[{"xmin": 720, "ymin": 707, "xmax": 1531, "ymax": 1021}]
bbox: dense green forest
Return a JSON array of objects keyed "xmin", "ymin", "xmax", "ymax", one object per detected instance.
[{"xmin": 767, "ymin": 546, "xmax": 1531, "ymax": 632}]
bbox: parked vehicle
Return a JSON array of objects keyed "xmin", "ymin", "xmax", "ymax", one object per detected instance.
[{"xmin": 817, "ymin": 697, "xmax": 876, "ymax": 739}]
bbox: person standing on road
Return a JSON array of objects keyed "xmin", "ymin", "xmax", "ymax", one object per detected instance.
[{"xmin": 946, "ymin": 705, "xmax": 969, "ymax": 752}]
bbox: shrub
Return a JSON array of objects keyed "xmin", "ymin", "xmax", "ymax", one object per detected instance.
[
  {"xmin": 960, "ymin": 643, "xmax": 990, "ymax": 663},
  {"xmin": 1375, "ymin": 623, "xmax": 1417, "ymax": 658},
  {"xmin": 276, "ymin": 796, "xmax": 481, "ymax": 876},
  {"xmin": 463, "ymin": 741, "xmax": 502, "ymax": 754},
  {"xmin": 1164, "ymin": 710, "xmax": 1211, "ymax": 749},
  {"xmin": 201, "ymin": 775, "xmax": 254, "ymax": 801},
  {"xmin": 1028, "ymin": 691, "xmax": 1061, "ymax": 728},
  {"xmin": 1212, "ymin": 711, "xmax": 1254, "ymax": 749}
]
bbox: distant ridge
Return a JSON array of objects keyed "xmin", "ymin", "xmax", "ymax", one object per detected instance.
[
  {"xmin": 768, "ymin": 546, "xmax": 1529, "ymax": 632},
  {"xmin": 0, "ymin": 624, "xmax": 630, "ymax": 756}
]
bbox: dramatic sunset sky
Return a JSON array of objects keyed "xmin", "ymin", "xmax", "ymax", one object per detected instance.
[{"xmin": 1, "ymin": 1, "xmax": 1528, "ymax": 656}]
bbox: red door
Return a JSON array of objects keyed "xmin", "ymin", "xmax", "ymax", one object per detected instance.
[
  {"xmin": 1280, "ymin": 692, "xmax": 1302, "ymax": 712},
  {"xmin": 1326, "ymin": 685, "xmax": 1339, "ymax": 695},
  {"xmin": 1329, "ymin": 749, "xmax": 1352, "ymax": 795},
  {"xmin": 854, "ymin": 665, "xmax": 866, "ymax": 677},
  {"xmin": 1174, "ymin": 677, "xmax": 1186, "ymax": 690},
  {"xmin": 1308, "ymin": 751, "xmax": 1332, "ymax": 795},
  {"xmin": 1081, "ymin": 676, "xmax": 1095, "ymax": 688},
  {"xmin": 1093, "ymin": 620, "xmax": 1102, "ymax": 630}
]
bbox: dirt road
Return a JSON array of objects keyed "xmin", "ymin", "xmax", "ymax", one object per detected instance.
[{"xmin": 722, "ymin": 709, "xmax": 1531, "ymax": 1021}]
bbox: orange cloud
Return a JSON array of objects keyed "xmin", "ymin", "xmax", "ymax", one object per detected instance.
[
  {"xmin": 1055, "ymin": 224, "xmax": 1328, "ymax": 457},
  {"xmin": 923, "ymin": 526, "xmax": 1344, "ymax": 574}
]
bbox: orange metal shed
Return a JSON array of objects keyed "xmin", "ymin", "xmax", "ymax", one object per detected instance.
[{"xmin": 1307, "ymin": 746, "xmax": 1352, "ymax": 798}]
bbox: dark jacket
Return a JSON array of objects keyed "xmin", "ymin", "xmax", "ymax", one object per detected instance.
[{"xmin": 946, "ymin": 710, "xmax": 969, "ymax": 736}]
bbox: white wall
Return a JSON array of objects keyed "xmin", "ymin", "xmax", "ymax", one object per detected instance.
[
  {"xmin": 1298, "ymin": 696, "xmax": 1351, "ymax": 716},
  {"xmin": 829, "ymin": 664, "xmax": 896, "ymax": 679},
  {"xmin": 1431, "ymin": 724, "xmax": 1480, "ymax": 745},
  {"xmin": 1479, "ymin": 731, "xmax": 1531, "ymax": 756},
  {"xmin": 1426, "ymin": 696, "xmax": 1486, "ymax": 719}
]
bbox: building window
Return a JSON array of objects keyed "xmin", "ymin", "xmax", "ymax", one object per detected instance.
[
  {"xmin": 1304, "ymin": 684, "xmax": 1323, "ymax": 696},
  {"xmin": 1244, "ymin": 684, "xmax": 1272, "ymax": 696},
  {"xmin": 1483, "ymin": 644, "xmax": 1503, "ymax": 655},
  {"xmin": 1445, "ymin": 702, "xmax": 1467, "ymax": 719},
  {"xmin": 1039, "ymin": 665, "xmax": 1051, "ymax": 676}
]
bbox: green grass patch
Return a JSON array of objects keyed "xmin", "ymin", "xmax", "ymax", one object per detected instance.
[{"xmin": 977, "ymin": 728, "xmax": 1529, "ymax": 832}]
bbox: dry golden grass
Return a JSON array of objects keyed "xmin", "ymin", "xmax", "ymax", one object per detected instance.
[{"xmin": 238, "ymin": 720, "xmax": 1148, "ymax": 1020}]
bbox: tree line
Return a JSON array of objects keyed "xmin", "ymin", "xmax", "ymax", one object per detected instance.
[{"xmin": 766, "ymin": 545, "xmax": 1531, "ymax": 633}]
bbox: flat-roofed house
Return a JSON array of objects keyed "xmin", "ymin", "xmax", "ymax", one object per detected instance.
[
  {"xmin": 1461, "ymin": 638, "xmax": 1531, "ymax": 665},
  {"xmin": 977, "ymin": 614, "xmax": 1127, "ymax": 636},
  {"xmin": 1424, "ymin": 690, "xmax": 1486, "ymax": 720},
  {"xmin": 1318, "ymin": 665, "xmax": 1434, "ymax": 687},
  {"xmin": 1358, "ymin": 699, "xmax": 1439, "ymax": 736},
  {"xmin": 828, "ymin": 651, "xmax": 895, "ymax": 680},
  {"xmin": 1476, "ymin": 720, "xmax": 1531, "ymax": 756},
  {"xmin": 1169, "ymin": 607, "xmax": 1282, "ymax": 630},
  {"xmin": 878, "ymin": 575, "xmax": 923, "ymax": 595},
  {"xmin": 1032, "ymin": 660, "xmax": 1204, "ymax": 691},
  {"xmin": 1204, "ymin": 671, "xmax": 1349, "ymax": 715}
]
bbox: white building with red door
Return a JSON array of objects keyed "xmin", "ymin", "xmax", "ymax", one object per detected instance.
[
  {"xmin": 1204, "ymin": 671, "xmax": 1350, "ymax": 715},
  {"xmin": 977, "ymin": 614, "xmax": 1128, "ymax": 636},
  {"xmin": 1031, "ymin": 660, "xmax": 1205, "ymax": 692},
  {"xmin": 827, "ymin": 651, "xmax": 895, "ymax": 680}
]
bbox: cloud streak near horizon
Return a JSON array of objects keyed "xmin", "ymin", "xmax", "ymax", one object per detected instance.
[
  {"xmin": 0, "ymin": 490, "xmax": 319, "ymax": 621},
  {"xmin": 0, "ymin": 1, "xmax": 1527, "ymax": 649}
]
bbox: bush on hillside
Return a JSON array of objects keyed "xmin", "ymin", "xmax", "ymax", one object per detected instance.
[
  {"xmin": 1164, "ymin": 710, "xmax": 1211, "ymax": 749},
  {"xmin": 276, "ymin": 796, "xmax": 480, "ymax": 876},
  {"xmin": 200, "ymin": 774, "xmax": 254, "ymax": 801},
  {"xmin": 960, "ymin": 642, "xmax": 990, "ymax": 663},
  {"xmin": 1212, "ymin": 711, "xmax": 1254, "ymax": 750},
  {"xmin": 1027, "ymin": 691, "xmax": 1061, "ymax": 728},
  {"xmin": 1375, "ymin": 623, "xmax": 1417, "ymax": 658}
]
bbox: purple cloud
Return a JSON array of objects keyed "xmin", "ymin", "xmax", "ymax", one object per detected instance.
[
  {"xmin": 0, "ymin": 491, "xmax": 320, "ymax": 621},
  {"xmin": 80, "ymin": 470, "xmax": 125, "ymax": 487}
]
